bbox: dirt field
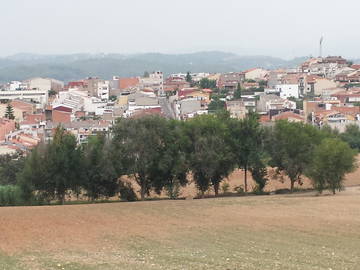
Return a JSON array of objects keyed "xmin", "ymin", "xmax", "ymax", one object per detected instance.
[{"xmin": 1, "ymin": 181, "xmax": 360, "ymax": 269}]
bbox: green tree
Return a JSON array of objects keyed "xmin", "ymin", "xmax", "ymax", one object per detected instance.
[
  {"xmin": 185, "ymin": 72, "xmax": 192, "ymax": 83},
  {"xmin": 233, "ymin": 83, "xmax": 242, "ymax": 99},
  {"xmin": 112, "ymin": 116, "xmax": 169, "ymax": 200},
  {"xmin": 266, "ymin": 121, "xmax": 323, "ymax": 192},
  {"xmin": 82, "ymin": 135, "xmax": 119, "ymax": 200},
  {"xmin": 18, "ymin": 127, "xmax": 82, "ymax": 204},
  {"xmin": 199, "ymin": 78, "xmax": 217, "ymax": 89},
  {"xmin": 48, "ymin": 90, "xmax": 57, "ymax": 97},
  {"xmin": 150, "ymin": 120, "xmax": 189, "ymax": 199},
  {"xmin": 143, "ymin": 71, "xmax": 150, "ymax": 78},
  {"xmin": 208, "ymin": 97, "xmax": 225, "ymax": 113},
  {"xmin": 258, "ymin": 80, "xmax": 268, "ymax": 87},
  {"xmin": 340, "ymin": 124, "xmax": 360, "ymax": 151},
  {"xmin": 228, "ymin": 112, "xmax": 264, "ymax": 193},
  {"xmin": 4, "ymin": 103, "xmax": 15, "ymax": 120},
  {"xmin": 307, "ymin": 138, "xmax": 357, "ymax": 194},
  {"xmin": 184, "ymin": 115, "xmax": 235, "ymax": 197},
  {"xmin": 0, "ymin": 153, "xmax": 25, "ymax": 186},
  {"xmin": 249, "ymin": 158, "xmax": 268, "ymax": 193}
]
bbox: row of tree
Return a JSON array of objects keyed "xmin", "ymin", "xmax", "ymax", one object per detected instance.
[{"xmin": 1, "ymin": 113, "xmax": 358, "ymax": 205}]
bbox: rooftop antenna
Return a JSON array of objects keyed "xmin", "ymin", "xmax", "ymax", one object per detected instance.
[{"xmin": 319, "ymin": 36, "xmax": 324, "ymax": 58}]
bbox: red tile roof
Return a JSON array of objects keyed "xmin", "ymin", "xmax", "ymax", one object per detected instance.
[{"xmin": 119, "ymin": 77, "xmax": 139, "ymax": 89}]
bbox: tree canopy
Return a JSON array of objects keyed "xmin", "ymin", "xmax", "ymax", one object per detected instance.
[{"xmin": 306, "ymin": 138, "xmax": 357, "ymax": 194}]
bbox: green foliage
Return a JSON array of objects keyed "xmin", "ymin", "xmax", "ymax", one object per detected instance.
[
  {"xmin": 266, "ymin": 121, "xmax": 324, "ymax": 192},
  {"xmin": 208, "ymin": 97, "xmax": 225, "ymax": 113},
  {"xmin": 233, "ymin": 185, "xmax": 245, "ymax": 195},
  {"xmin": 112, "ymin": 116, "xmax": 171, "ymax": 200},
  {"xmin": 150, "ymin": 120, "xmax": 189, "ymax": 199},
  {"xmin": 340, "ymin": 124, "xmax": 360, "ymax": 151},
  {"xmin": 82, "ymin": 135, "xmax": 119, "ymax": 200},
  {"xmin": 233, "ymin": 83, "xmax": 242, "ymax": 99},
  {"xmin": 307, "ymin": 138, "xmax": 357, "ymax": 194},
  {"xmin": 258, "ymin": 80, "xmax": 268, "ymax": 87},
  {"xmin": 18, "ymin": 127, "xmax": 83, "ymax": 204},
  {"xmin": 199, "ymin": 78, "xmax": 216, "ymax": 89},
  {"xmin": 48, "ymin": 90, "xmax": 57, "ymax": 97},
  {"xmin": 249, "ymin": 160, "xmax": 268, "ymax": 192},
  {"xmin": 228, "ymin": 112, "xmax": 264, "ymax": 192},
  {"xmin": 143, "ymin": 71, "xmax": 150, "ymax": 78},
  {"xmin": 183, "ymin": 114, "xmax": 235, "ymax": 197},
  {"xmin": 0, "ymin": 153, "xmax": 25, "ymax": 186},
  {"xmin": 0, "ymin": 185, "xmax": 23, "ymax": 206},
  {"xmin": 320, "ymin": 124, "xmax": 340, "ymax": 138},
  {"xmin": 4, "ymin": 103, "xmax": 15, "ymax": 120},
  {"xmin": 185, "ymin": 72, "xmax": 192, "ymax": 83},
  {"xmin": 109, "ymin": 95, "xmax": 117, "ymax": 101},
  {"xmin": 345, "ymin": 83, "xmax": 360, "ymax": 89}
]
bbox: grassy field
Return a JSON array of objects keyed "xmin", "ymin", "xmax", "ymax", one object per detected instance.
[{"xmin": 1, "ymin": 186, "xmax": 360, "ymax": 270}]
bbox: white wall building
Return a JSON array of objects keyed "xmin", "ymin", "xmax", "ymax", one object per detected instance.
[
  {"xmin": 97, "ymin": 81, "xmax": 110, "ymax": 101},
  {"xmin": 276, "ymin": 84, "xmax": 300, "ymax": 99},
  {"xmin": 0, "ymin": 89, "xmax": 48, "ymax": 107}
]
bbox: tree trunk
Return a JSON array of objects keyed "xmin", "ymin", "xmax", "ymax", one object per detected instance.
[
  {"xmin": 290, "ymin": 180, "xmax": 295, "ymax": 193},
  {"xmin": 214, "ymin": 182, "xmax": 219, "ymax": 197},
  {"xmin": 140, "ymin": 184, "xmax": 146, "ymax": 201},
  {"xmin": 201, "ymin": 190, "xmax": 205, "ymax": 199},
  {"xmin": 60, "ymin": 193, "xmax": 65, "ymax": 205},
  {"xmin": 244, "ymin": 166, "xmax": 248, "ymax": 193}
]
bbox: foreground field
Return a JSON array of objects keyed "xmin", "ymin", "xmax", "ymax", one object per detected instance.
[{"xmin": 1, "ymin": 187, "xmax": 360, "ymax": 270}]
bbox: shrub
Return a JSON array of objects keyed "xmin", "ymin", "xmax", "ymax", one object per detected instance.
[
  {"xmin": 252, "ymin": 185, "xmax": 270, "ymax": 195},
  {"xmin": 221, "ymin": 182, "xmax": 230, "ymax": 194},
  {"xmin": 165, "ymin": 181, "xmax": 181, "ymax": 200},
  {"xmin": 118, "ymin": 181, "xmax": 137, "ymax": 202},
  {"xmin": 0, "ymin": 185, "xmax": 23, "ymax": 206},
  {"xmin": 234, "ymin": 185, "xmax": 245, "ymax": 195}
]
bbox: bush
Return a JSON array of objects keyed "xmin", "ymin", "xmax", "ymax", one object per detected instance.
[
  {"xmin": 221, "ymin": 182, "xmax": 230, "ymax": 194},
  {"xmin": 234, "ymin": 185, "xmax": 245, "ymax": 195},
  {"xmin": 118, "ymin": 181, "xmax": 137, "ymax": 202},
  {"xmin": 165, "ymin": 181, "xmax": 181, "ymax": 200},
  {"xmin": 0, "ymin": 185, "xmax": 23, "ymax": 206},
  {"xmin": 252, "ymin": 185, "xmax": 270, "ymax": 195}
]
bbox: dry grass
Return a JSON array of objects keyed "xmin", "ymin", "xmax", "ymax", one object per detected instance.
[{"xmin": 1, "ymin": 184, "xmax": 360, "ymax": 269}]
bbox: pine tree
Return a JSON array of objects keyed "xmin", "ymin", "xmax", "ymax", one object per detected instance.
[
  {"xmin": 185, "ymin": 72, "xmax": 192, "ymax": 83},
  {"xmin": 4, "ymin": 103, "xmax": 15, "ymax": 120},
  {"xmin": 233, "ymin": 83, "xmax": 242, "ymax": 99}
]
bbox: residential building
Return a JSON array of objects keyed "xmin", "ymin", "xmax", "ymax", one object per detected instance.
[
  {"xmin": 244, "ymin": 68, "xmax": 268, "ymax": 81},
  {"xmin": 225, "ymin": 100, "xmax": 247, "ymax": 119},
  {"xmin": 217, "ymin": 72, "xmax": 244, "ymax": 90},
  {"xmin": 0, "ymin": 118, "xmax": 16, "ymax": 142},
  {"xmin": 26, "ymin": 77, "xmax": 64, "ymax": 92},
  {"xmin": 276, "ymin": 84, "xmax": 299, "ymax": 98},
  {"xmin": 0, "ymin": 89, "xmax": 48, "ymax": 107}
]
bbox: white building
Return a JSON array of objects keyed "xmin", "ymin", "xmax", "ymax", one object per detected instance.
[
  {"xmin": 5, "ymin": 81, "xmax": 27, "ymax": 91},
  {"xmin": 97, "ymin": 81, "xmax": 110, "ymax": 101},
  {"xmin": 276, "ymin": 84, "xmax": 300, "ymax": 99},
  {"xmin": 0, "ymin": 89, "xmax": 48, "ymax": 107}
]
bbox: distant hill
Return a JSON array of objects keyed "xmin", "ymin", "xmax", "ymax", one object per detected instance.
[{"xmin": 0, "ymin": 51, "xmax": 308, "ymax": 83}]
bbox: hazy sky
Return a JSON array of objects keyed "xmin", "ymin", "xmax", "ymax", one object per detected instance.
[{"xmin": 1, "ymin": 0, "xmax": 360, "ymax": 58}]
